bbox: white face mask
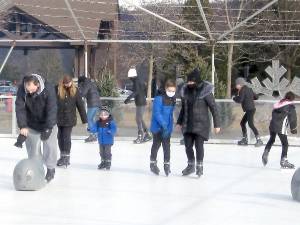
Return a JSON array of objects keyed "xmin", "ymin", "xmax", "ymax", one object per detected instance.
[{"xmin": 166, "ymin": 91, "xmax": 175, "ymax": 98}]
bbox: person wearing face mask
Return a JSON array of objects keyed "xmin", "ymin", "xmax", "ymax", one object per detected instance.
[
  {"xmin": 177, "ymin": 68, "xmax": 221, "ymax": 177},
  {"xmin": 56, "ymin": 75, "xmax": 87, "ymax": 168},
  {"xmin": 90, "ymin": 106, "xmax": 117, "ymax": 170},
  {"xmin": 149, "ymin": 79, "xmax": 177, "ymax": 176},
  {"xmin": 15, "ymin": 74, "xmax": 58, "ymax": 182},
  {"xmin": 124, "ymin": 66, "xmax": 152, "ymax": 144}
]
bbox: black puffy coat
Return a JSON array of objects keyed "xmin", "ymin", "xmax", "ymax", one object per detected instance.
[
  {"xmin": 177, "ymin": 81, "xmax": 220, "ymax": 141},
  {"xmin": 233, "ymin": 85, "xmax": 258, "ymax": 112},
  {"xmin": 16, "ymin": 75, "xmax": 57, "ymax": 132},
  {"xmin": 78, "ymin": 78, "xmax": 101, "ymax": 108},
  {"xmin": 269, "ymin": 100, "xmax": 297, "ymax": 135},
  {"xmin": 56, "ymin": 86, "xmax": 88, "ymax": 127},
  {"xmin": 125, "ymin": 77, "xmax": 147, "ymax": 106}
]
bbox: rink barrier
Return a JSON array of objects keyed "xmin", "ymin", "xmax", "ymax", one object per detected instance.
[{"xmin": 0, "ymin": 96, "xmax": 299, "ymax": 146}]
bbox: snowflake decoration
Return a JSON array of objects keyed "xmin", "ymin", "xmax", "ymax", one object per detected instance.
[{"xmin": 246, "ymin": 60, "xmax": 300, "ymax": 97}]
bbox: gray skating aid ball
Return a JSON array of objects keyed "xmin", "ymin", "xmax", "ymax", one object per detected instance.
[
  {"xmin": 13, "ymin": 158, "xmax": 46, "ymax": 191},
  {"xmin": 291, "ymin": 168, "xmax": 300, "ymax": 202}
]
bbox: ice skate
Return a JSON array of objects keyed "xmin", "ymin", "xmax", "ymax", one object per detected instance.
[
  {"xmin": 280, "ymin": 158, "xmax": 295, "ymax": 169},
  {"xmin": 133, "ymin": 134, "xmax": 144, "ymax": 144},
  {"xmin": 150, "ymin": 161, "xmax": 160, "ymax": 175},
  {"xmin": 255, "ymin": 137, "xmax": 263, "ymax": 147},
  {"xmin": 262, "ymin": 149, "xmax": 269, "ymax": 166},
  {"xmin": 196, "ymin": 162, "xmax": 203, "ymax": 177},
  {"xmin": 105, "ymin": 160, "xmax": 111, "ymax": 170},
  {"xmin": 97, "ymin": 160, "xmax": 106, "ymax": 170},
  {"xmin": 143, "ymin": 132, "xmax": 152, "ymax": 142},
  {"xmin": 164, "ymin": 162, "xmax": 171, "ymax": 177},
  {"xmin": 45, "ymin": 168, "xmax": 55, "ymax": 183},
  {"xmin": 182, "ymin": 162, "xmax": 195, "ymax": 176},
  {"xmin": 85, "ymin": 133, "xmax": 97, "ymax": 143},
  {"xmin": 238, "ymin": 137, "xmax": 248, "ymax": 146}
]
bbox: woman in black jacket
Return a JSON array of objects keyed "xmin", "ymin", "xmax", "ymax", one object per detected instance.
[
  {"xmin": 262, "ymin": 92, "xmax": 297, "ymax": 169},
  {"xmin": 56, "ymin": 75, "xmax": 87, "ymax": 167},
  {"xmin": 177, "ymin": 68, "xmax": 221, "ymax": 177}
]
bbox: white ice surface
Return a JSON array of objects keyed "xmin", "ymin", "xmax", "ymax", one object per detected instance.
[{"xmin": 0, "ymin": 138, "xmax": 300, "ymax": 225}]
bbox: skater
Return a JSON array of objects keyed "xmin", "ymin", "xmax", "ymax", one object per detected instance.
[
  {"xmin": 149, "ymin": 79, "xmax": 176, "ymax": 176},
  {"xmin": 124, "ymin": 66, "xmax": 152, "ymax": 144},
  {"xmin": 56, "ymin": 75, "xmax": 87, "ymax": 168},
  {"xmin": 177, "ymin": 68, "xmax": 221, "ymax": 177},
  {"xmin": 15, "ymin": 74, "xmax": 58, "ymax": 182},
  {"xmin": 262, "ymin": 92, "xmax": 297, "ymax": 169},
  {"xmin": 90, "ymin": 106, "xmax": 117, "ymax": 170},
  {"xmin": 233, "ymin": 77, "xmax": 263, "ymax": 147},
  {"xmin": 78, "ymin": 75, "xmax": 101, "ymax": 143}
]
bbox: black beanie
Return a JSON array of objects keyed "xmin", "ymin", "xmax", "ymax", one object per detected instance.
[
  {"xmin": 78, "ymin": 76, "xmax": 86, "ymax": 84},
  {"xmin": 187, "ymin": 68, "xmax": 202, "ymax": 84}
]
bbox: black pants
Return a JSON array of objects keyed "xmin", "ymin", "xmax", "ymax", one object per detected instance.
[
  {"xmin": 100, "ymin": 145, "xmax": 112, "ymax": 161},
  {"xmin": 57, "ymin": 126, "xmax": 73, "ymax": 155},
  {"xmin": 184, "ymin": 133, "xmax": 205, "ymax": 163},
  {"xmin": 241, "ymin": 109, "xmax": 259, "ymax": 137},
  {"xmin": 150, "ymin": 132, "xmax": 171, "ymax": 163},
  {"xmin": 265, "ymin": 132, "xmax": 289, "ymax": 159},
  {"xmin": 136, "ymin": 106, "xmax": 147, "ymax": 134}
]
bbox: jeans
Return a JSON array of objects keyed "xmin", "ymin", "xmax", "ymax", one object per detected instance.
[{"xmin": 87, "ymin": 107, "xmax": 99, "ymax": 134}]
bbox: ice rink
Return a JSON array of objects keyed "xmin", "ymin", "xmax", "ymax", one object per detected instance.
[{"xmin": 0, "ymin": 137, "xmax": 300, "ymax": 225}]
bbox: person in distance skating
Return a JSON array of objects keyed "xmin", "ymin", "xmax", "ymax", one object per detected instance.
[
  {"xmin": 233, "ymin": 77, "xmax": 263, "ymax": 147},
  {"xmin": 262, "ymin": 91, "xmax": 297, "ymax": 169}
]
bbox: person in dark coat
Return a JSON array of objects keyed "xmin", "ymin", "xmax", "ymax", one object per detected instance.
[
  {"xmin": 56, "ymin": 75, "xmax": 87, "ymax": 167},
  {"xmin": 262, "ymin": 92, "xmax": 297, "ymax": 169},
  {"xmin": 233, "ymin": 77, "xmax": 263, "ymax": 147},
  {"xmin": 90, "ymin": 106, "xmax": 117, "ymax": 170},
  {"xmin": 15, "ymin": 74, "xmax": 58, "ymax": 182},
  {"xmin": 78, "ymin": 75, "xmax": 101, "ymax": 143},
  {"xmin": 177, "ymin": 68, "xmax": 221, "ymax": 177},
  {"xmin": 149, "ymin": 79, "xmax": 176, "ymax": 176},
  {"xmin": 124, "ymin": 66, "xmax": 152, "ymax": 144}
]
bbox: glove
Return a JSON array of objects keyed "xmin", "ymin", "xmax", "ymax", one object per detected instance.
[
  {"xmin": 14, "ymin": 134, "xmax": 27, "ymax": 148},
  {"xmin": 291, "ymin": 129, "xmax": 297, "ymax": 134},
  {"xmin": 41, "ymin": 129, "xmax": 52, "ymax": 141},
  {"xmin": 124, "ymin": 98, "xmax": 131, "ymax": 104},
  {"xmin": 162, "ymin": 127, "xmax": 170, "ymax": 139}
]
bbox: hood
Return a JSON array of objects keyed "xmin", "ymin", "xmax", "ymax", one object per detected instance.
[
  {"xmin": 273, "ymin": 100, "xmax": 294, "ymax": 109},
  {"xmin": 24, "ymin": 74, "xmax": 45, "ymax": 95}
]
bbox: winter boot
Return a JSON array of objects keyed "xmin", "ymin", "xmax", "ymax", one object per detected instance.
[
  {"xmin": 45, "ymin": 168, "xmax": 55, "ymax": 183},
  {"xmin": 255, "ymin": 136, "xmax": 263, "ymax": 147},
  {"xmin": 262, "ymin": 149, "xmax": 269, "ymax": 166},
  {"xmin": 196, "ymin": 161, "xmax": 203, "ymax": 177},
  {"xmin": 143, "ymin": 131, "xmax": 152, "ymax": 142},
  {"xmin": 85, "ymin": 133, "xmax": 97, "ymax": 143},
  {"xmin": 134, "ymin": 131, "xmax": 144, "ymax": 144},
  {"xmin": 98, "ymin": 160, "xmax": 106, "ymax": 170},
  {"xmin": 238, "ymin": 137, "xmax": 248, "ymax": 146},
  {"xmin": 164, "ymin": 162, "xmax": 171, "ymax": 177},
  {"xmin": 182, "ymin": 162, "xmax": 195, "ymax": 176},
  {"xmin": 105, "ymin": 160, "xmax": 111, "ymax": 170},
  {"xmin": 150, "ymin": 161, "xmax": 160, "ymax": 175},
  {"xmin": 280, "ymin": 158, "xmax": 295, "ymax": 169}
]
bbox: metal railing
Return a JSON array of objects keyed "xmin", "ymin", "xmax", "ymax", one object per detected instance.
[{"xmin": 1, "ymin": 96, "xmax": 299, "ymax": 146}]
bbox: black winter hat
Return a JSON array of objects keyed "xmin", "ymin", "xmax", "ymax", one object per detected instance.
[
  {"xmin": 78, "ymin": 75, "xmax": 87, "ymax": 84},
  {"xmin": 187, "ymin": 68, "xmax": 202, "ymax": 84}
]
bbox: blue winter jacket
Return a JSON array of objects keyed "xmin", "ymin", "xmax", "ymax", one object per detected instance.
[
  {"xmin": 90, "ymin": 117, "xmax": 117, "ymax": 145},
  {"xmin": 150, "ymin": 94, "xmax": 176, "ymax": 135}
]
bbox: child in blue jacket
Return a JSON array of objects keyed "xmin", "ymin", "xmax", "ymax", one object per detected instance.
[
  {"xmin": 90, "ymin": 106, "xmax": 117, "ymax": 170},
  {"xmin": 150, "ymin": 79, "xmax": 177, "ymax": 176}
]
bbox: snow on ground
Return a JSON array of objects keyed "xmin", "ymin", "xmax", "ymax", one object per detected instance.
[{"xmin": 0, "ymin": 138, "xmax": 300, "ymax": 225}]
